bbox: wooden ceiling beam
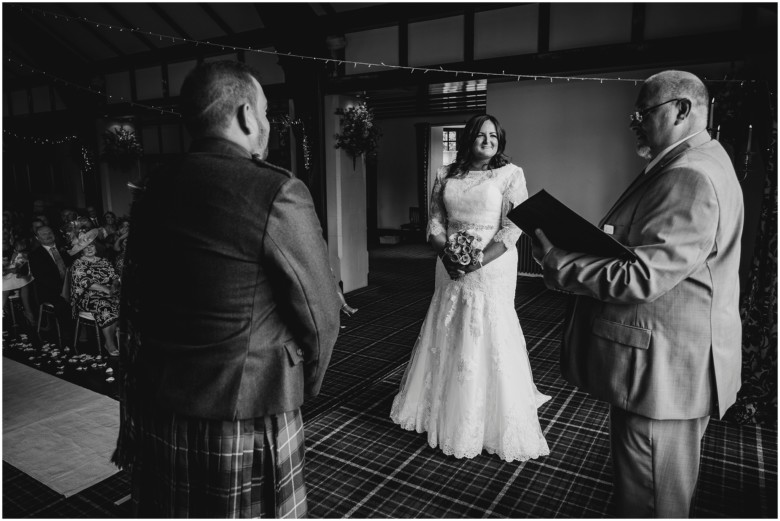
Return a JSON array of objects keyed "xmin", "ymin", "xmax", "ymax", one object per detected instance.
[
  {"xmin": 199, "ymin": 4, "xmax": 235, "ymax": 35},
  {"xmin": 325, "ymin": 29, "xmax": 769, "ymax": 94},
  {"xmin": 96, "ymin": 29, "xmax": 274, "ymax": 72},
  {"xmin": 149, "ymin": 4, "xmax": 193, "ymax": 40},
  {"xmin": 101, "ymin": 4, "xmax": 158, "ymax": 51},
  {"xmin": 57, "ymin": 4, "xmax": 127, "ymax": 58},
  {"xmin": 316, "ymin": 3, "xmax": 510, "ymax": 34},
  {"xmin": 17, "ymin": 8, "xmax": 94, "ymax": 64}
]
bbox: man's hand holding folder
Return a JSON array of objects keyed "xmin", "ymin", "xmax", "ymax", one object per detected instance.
[{"xmin": 530, "ymin": 229, "xmax": 554, "ymax": 264}]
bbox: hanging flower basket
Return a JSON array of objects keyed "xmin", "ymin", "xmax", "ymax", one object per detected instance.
[
  {"xmin": 335, "ymin": 103, "xmax": 381, "ymax": 168},
  {"xmin": 101, "ymin": 126, "xmax": 143, "ymax": 164}
]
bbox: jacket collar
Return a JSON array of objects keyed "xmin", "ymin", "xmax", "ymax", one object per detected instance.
[
  {"xmin": 599, "ymin": 130, "xmax": 712, "ymax": 227},
  {"xmin": 189, "ymin": 137, "xmax": 252, "ymax": 159},
  {"xmin": 644, "ymin": 129, "xmax": 711, "ymax": 178}
]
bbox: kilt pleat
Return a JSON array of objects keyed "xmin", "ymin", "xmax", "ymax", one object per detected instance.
[{"xmin": 131, "ymin": 407, "xmax": 308, "ymax": 518}]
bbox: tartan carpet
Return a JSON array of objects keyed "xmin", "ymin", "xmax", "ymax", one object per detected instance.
[{"xmin": 2, "ymin": 244, "xmax": 777, "ymax": 518}]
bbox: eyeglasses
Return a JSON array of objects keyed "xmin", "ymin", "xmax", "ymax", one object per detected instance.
[{"xmin": 629, "ymin": 98, "xmax": 687, "ymax": 124}]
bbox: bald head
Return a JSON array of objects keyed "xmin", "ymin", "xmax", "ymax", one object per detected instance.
[
  {"xmin": 630, "ymin": 70, "xmax": 710, "ymax": 160},
  {"xmin": 642, "ymin": 70, "xmax": 709, "ymax": 131}
]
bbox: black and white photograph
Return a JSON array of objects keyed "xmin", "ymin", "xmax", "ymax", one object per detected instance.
[{"xmin": 2, "ymin": 2, "xmax": 777, "ymax": 518}]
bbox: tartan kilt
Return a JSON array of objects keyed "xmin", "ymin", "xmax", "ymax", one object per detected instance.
[{"xmin": 130, "ymin": 407, "xmax": 308, "ymax": 518}]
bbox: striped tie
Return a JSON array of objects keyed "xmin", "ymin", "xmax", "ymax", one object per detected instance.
[{"xmin": 50, "ymin": 247, "xmax": 66, "ymax": 280}]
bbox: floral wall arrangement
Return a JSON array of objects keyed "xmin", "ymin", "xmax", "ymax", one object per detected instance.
[
  {"xmin": 334, "ymin": 103, "xmax": 381, "ymax": 168},
  {"xmin": 102, "ymin": 125, "xmax": 143, "ymax": 162}
]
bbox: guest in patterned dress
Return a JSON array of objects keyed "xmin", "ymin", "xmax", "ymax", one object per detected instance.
[{"xmin": 68, "ymin": 228, "xmax": 120, "ymax": 356}]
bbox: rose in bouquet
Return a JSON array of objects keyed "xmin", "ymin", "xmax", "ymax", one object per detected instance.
[{"xmin": 442, "ymin": 230, "xmax": 484, "ymax": 270}]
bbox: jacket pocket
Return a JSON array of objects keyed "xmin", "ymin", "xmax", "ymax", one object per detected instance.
[
  {"xmin": 283, "ymin": 341, "xmax": 304, "ymax": 366},
  {"xmin": 592, "ymin": 318, "xmax": 651, "ymax": 349}
]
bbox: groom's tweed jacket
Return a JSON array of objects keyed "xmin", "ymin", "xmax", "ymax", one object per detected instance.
[
  {"xmin": 542, "ymin": 132, "xmax": 743, "ymax": 420},
  {"xmin": 128, "ymin": 137, "xmax": 340, "ymax": 420}
]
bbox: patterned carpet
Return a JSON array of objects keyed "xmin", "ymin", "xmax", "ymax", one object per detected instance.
[{"xmin": 2, "ymin": 243, "xmax": 777, "ymax": 518}]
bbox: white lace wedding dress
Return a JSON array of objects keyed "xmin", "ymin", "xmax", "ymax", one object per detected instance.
[{"xmin": 390, "ymin": 163, "xmax": 551, "ymax": 463}]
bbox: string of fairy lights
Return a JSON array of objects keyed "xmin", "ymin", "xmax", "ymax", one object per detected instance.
[
  {"xmin": 5, "ymin": 2, "xmax": 764, "ymax": 173},
  {"xmin": 13, "ymin": 4, "xmax": 756, "ymax": 86},
  {"xmin": 6, "ymin": 58, "xmax": 181, "ymax": 117},
  {"xmin": 3, "ymin": 130, "xmax": 97, "ymax": 175}
]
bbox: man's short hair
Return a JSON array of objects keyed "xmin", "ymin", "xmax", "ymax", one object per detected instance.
[
  {"xmin": 179, "ymin": 61, "xmax": 263, "ymax": 137},
  {"xmin": 646, "ymin": 70, "xmax": 709, "ymax": 114}
]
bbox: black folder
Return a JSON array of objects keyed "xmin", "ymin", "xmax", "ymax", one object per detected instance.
[{"xmin": 507, "ymin": 190, "xmax": 637, "ymax": 260}]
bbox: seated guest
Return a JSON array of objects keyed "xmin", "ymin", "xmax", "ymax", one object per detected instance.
[
  {"xmin": 103, "ymin": 212, "xmax": 118, "ymax": 236},
  {"xmin": 29, "ymin": 225, "xmax": 74, "ymax": 344},
  {"xmin": 3, "ymin": 236, "xmax": 35, "ymax": 324},
  {"xmin": 99, "ymin": 212, "xmax": 119, "ymax": 262},
  {"xmin": 68, "ymin": 229, "xmax": 120, "ymax": 356},
  {"xmin": 60, "ymin": 207, "xmax": 78, "ymax": 227},
  {"xmin": 85, "ymin": 205, "xmax": 101, "ymax": 228},
  {"xmin": 29, "ymin": 219, "xmax": 45, "ymax": 252}
]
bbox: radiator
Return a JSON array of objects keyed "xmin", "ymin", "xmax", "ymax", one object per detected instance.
[{"xmin": 517, "ymin": 233, "xmax": 543, "ymax": 276}]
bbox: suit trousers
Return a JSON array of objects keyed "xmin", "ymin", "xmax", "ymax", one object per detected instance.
[{"xmin": 609, "ymin": 405, "xmax": 710, "ymax": 518}]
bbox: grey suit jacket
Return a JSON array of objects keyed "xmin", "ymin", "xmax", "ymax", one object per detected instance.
[{"xmin": 541, "ymin": 132, "xmax": 743, "ymax": 419}]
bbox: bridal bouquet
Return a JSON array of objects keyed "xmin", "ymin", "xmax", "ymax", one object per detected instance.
[{"xmin": 443, "ymin": 230, "xmax": 484, "ymax": 268}]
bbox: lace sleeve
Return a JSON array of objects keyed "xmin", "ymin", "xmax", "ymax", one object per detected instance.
[
  {"xmin": 493, "ymin": 166, "xmax": 529, "ymax": 248},
  {"xmin": 427, "ymin": 167, "xmax": 448, "ymax": 237}
]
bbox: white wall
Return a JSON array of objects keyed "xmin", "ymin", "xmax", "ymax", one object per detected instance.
[
  {"xmin": 487, "ymin": 63, "xmax": 739, "ymax": 223},
  {"xmin": 324, "ymin": 95, "xmax": 369, "ymax": 292}
]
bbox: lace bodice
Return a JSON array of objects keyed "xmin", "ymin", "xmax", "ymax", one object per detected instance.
[{"xmin": 427, "ymin": 163, "xmax": 528, "ymax": 249}]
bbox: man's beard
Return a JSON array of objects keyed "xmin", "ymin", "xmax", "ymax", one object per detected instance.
[
  {"xmin": 255, "ymin": 132, "xmax": 269, "ymax": 160},
  {"xmin": 635, "ymin": 144, "xmax": 652, "ymax": 161}
]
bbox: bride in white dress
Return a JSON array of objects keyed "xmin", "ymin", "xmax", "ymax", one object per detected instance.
[{"xmin": 390, "ymin": 114, "xmax": 550, "ymax": 463}]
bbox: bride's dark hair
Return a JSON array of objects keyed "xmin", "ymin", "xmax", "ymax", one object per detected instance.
[{"xmin": 446, "ymin": 114, "xmax": 510, "ymax": 178}]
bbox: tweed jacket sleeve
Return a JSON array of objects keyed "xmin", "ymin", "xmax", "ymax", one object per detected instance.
[
  {"xmin": 264, "ymin": 177, "xmax": 341, "ymax": 398},
  {"xmin": 542, "ymin": 164, "xmax": 719, "ymax": 304}
]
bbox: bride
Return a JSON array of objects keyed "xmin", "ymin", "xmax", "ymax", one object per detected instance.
[{"xmin": 390, "ymin": 114, "xmax": 550, "ymax": 462}]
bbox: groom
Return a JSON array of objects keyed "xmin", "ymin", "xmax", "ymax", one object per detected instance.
[
  {"xmin": 114, "ymin": 61, "xmax": 340, "ymax": 517},
  {"xmin": 533, "ymin": 70, "xmax": 743, "ymax": 517}
]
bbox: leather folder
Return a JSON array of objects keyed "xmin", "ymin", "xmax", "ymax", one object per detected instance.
[{"xmin": 507, "ymin": 190, "xmax": 637, "ymax": 261}]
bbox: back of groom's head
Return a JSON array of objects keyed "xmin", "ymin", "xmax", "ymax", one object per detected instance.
[{"xmin": 180, "ymin": 61, "xmax": 262, "ymax": 138}]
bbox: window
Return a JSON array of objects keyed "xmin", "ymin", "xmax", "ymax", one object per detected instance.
[{"xmin": 443, "ymin": 128, "xmax": 461, "ymax": 165}]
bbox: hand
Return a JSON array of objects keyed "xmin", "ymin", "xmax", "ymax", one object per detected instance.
[
  {"xmin": 531, "ymin": 229, "xmax": 554, "ymax": 265},
  {"xmin": 439, "ymin": 255, "xmax": 464, "ymax": 280}
]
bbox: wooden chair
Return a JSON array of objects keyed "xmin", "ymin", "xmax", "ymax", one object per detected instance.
[
  {"xmin": 37, "ymin": 302, "xmax": 63, "ymax": 346},
  {"xmin": 74, "ymin": 310, "xmax": 102, "ymax": 355},
  {"xmin": 400, "ymin": 207, "xmax": 424, "ymax": 242}
]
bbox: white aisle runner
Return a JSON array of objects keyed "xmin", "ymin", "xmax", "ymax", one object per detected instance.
[{"xmin": 3, "ymin": 358, "xmax": 120, "ymax": 497}]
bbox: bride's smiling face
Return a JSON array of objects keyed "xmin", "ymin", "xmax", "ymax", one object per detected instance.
[{"xmin": 470, "ymin": 120, "xmax": 498, "ymax": 163}]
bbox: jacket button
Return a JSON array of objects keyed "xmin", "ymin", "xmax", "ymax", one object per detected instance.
[{"xmin": 296, "ymin": 348, "xmax": 303, "ymax": 356}]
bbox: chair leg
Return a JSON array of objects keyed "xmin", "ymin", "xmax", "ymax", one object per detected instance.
[
  {"xmin": 54, "ymin": 318, "xmax": 62, "ymax": 347},
  {"xmin": 94, "ymin": 321, "xmax": 102, "ymax": 356},
  {"xmin": 36, "ymin": 306, "xmax": 44, "ymax": 337},
  {"xmin": 8, "ymin": 296, "xmax": 18, "ymax": 327},
  {"xmin": 73, "ymin": 317, "xmax": 81, "ymax": 355}
]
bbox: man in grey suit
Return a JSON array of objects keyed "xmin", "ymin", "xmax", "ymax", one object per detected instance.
[
  {"xmin": 533, "ymin": 70, "xmax": 743, "ymax": 517},
  {"xmin": 113, "ymin": 61, "xmax": 340, "ymax": 517}
]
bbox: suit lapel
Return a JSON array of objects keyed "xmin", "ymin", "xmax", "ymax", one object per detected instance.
[{"xmin": 599, "ymin": 132, "xmax": 711, "ymax": 227}]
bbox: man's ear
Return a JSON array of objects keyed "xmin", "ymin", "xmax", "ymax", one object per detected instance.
[
  {"xmin": 236, "ymin": 103, "xmax": 254, "ymax": 135},
  {"xmin": 676, "ymin": 98, "xmax": 692, "ymax": 121}
]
